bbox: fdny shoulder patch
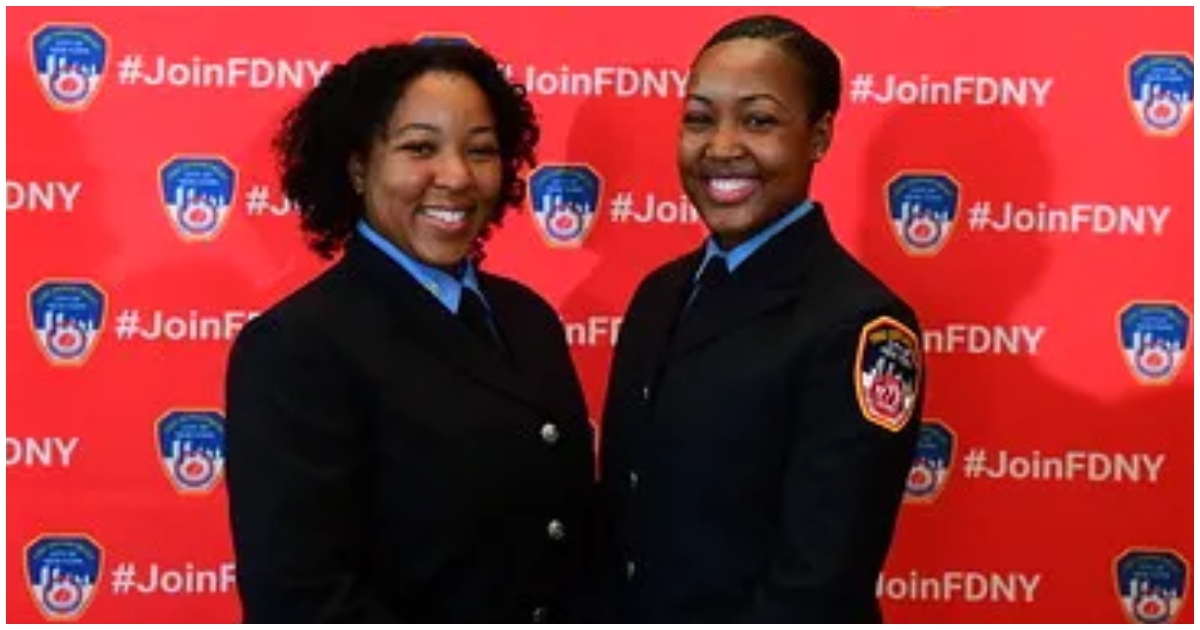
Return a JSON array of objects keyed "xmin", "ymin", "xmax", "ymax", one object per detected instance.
[{"xmin": 854, "ymin": 316, "xmax": 922, "ymax": 432}]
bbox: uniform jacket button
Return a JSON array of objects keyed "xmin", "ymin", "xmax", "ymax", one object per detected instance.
[
  {"xmin": 540, "ymin": 422, "xmax": 560, "ymax": 445},
  {"xmin": 547, "ymin": 519, "xmax": 565, "ymax": 541}
]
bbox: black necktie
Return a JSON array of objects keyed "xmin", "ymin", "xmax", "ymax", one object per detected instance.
[
  {"xmin": 687, "ymin": 256, "xmax": 730, "ymax": 312},
  {"xmin": 458, "ymin": 288, "xmax": 503, "ymax": 352}
]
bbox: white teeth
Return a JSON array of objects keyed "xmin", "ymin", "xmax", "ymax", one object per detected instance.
[
  {"xmin": 709, "ymin": 178, "xmax": 754, "ymax": 192},
  {"xmin": 423, "ymin": 208, "xmax": 466, "ymax": 223}
]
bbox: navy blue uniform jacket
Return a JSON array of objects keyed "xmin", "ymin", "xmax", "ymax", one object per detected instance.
[
  {"xmin": 598, "ymin": 207, "xmax": 923, "ymax": 622},
  {"xmin": 225, "ymin": 235, "xmax": 595, "ymax": 622}
]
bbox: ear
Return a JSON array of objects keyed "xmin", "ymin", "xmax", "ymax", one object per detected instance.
[
  {"xmin": 810, "ymin": 111, "xmax": 834, "ymax": 162},
  {"xmin": 347, "ymin": 156, "xmax": 365, "ymax": 194}
]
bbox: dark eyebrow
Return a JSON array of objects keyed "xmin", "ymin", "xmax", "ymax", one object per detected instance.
[
  {"xmin": 686, "ymin": 92, "xmax": 791, "ymax": 111},
  {"xmin": 387, "ymin": 123, "xmax": 497, "ymax": 138},
  {"xmin": 388, "ymin": 122, "xmax": 439, "ymax": 138}
]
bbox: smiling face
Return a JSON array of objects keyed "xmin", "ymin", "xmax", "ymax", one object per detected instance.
[
  {"xmin": 350, "ymin": 70, "xmax": 503, "ymax": 271},
  {"xmin": 678, "ymin": 37, "xmax": 832, "ymax": 249}
]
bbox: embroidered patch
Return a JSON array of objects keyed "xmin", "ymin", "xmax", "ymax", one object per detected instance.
[{"xmin": 854, "ymin": 316, "xmax": 921, "ymax": 432}]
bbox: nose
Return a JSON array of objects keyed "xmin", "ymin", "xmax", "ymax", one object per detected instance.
[
  {"xmin": 433, "ymin": 150, "xmax": 474, "ymax": 191},
  {"xmin": 703, "ymin": 121, "xmax": 746, "ymax": 160}
]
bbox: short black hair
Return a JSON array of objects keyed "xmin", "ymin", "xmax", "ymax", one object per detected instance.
[
  {"xmin": 699, "ymin": 14, "xmax": 842, "ymax": 123},
  {"xmin": 274, "ymin": 41, "xmax": 539, "ymax": 259}
]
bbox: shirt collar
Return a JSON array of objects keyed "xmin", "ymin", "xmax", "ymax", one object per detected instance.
[
  {"xmin": 695, "ymin": 199, "xmax": 814, "ymax": 281},
  {"xmin": 356, "ymin": 219, "xmax": 484, "ymax": 312}
]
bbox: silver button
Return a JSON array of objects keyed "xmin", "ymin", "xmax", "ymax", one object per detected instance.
[
  {"xmin": 625, "ymin": 560, "xmax": 637, "ymax": 580},
  {"xmin": 547, "ymin": 519, "xmax": 565, "ymax": 541},
  {"xmin": 532, "ymin": 606, "xmax": 549, "ymax": 622},
  {"xmin": 629, "ymin": 470, "xmax": 639, "ymax": 489},
  {"xmin": 539, "ymin": 423, "xmax": 560, "ymax": 445}
]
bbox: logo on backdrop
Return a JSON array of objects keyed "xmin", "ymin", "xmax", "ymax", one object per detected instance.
[
  {"xmin": 30, "ymin": 23, "xmax": 109, "ymax": 111},
  {"xmin": 159, "ymin": 156, "xmax": 238, "ymax": 242},
  {"xmin": 29, "ymin": 279, "xmax": 106, "ymax": 367},
  {"xmin": 1127, "ymin": 53, "xmax": 1194, "ymax": 137},
  {"xmin": 1117, "ymin": 302, "xmax": 1191, "ymax": 385},
  {"xmin": 156, "ymin": 410, "xmax": 227, "ymax": 495},
  {"xmin": 24, "ymin": 534, "xmax": 103, "ymax": 622},
  {"xmin": 885, "ymin": 172, "xmax": 959, "ymax": 256},
  {"xmin": 905, "ymin": 420, "xmax": 954, "ymax": 503},
  {"xmin": 529, "ymin": 164, "xmax": 602, "ymax": 247},
  {"xmin": 1115, "ymin": 549, "xmax": 1190, "ymax": 624}
]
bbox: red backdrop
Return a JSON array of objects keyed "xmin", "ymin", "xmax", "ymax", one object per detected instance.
[{"xmin": 7, "ymin": 7, "xmax": 1193, "ymax": 623}]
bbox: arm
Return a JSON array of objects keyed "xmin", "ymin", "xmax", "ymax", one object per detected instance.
[
  {"xmin": 743, "ymin": 310, "xmax": 924, "ymax": 622},
  {"xmin": 224, "ymin": 316, "xmax": 395, "ymax": 622}
]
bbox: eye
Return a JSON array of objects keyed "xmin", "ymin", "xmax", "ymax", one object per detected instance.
[
  {"xmin": 682, "ymin": 111, "xmax": 714, "ymax": 131},
  {"xmin": 743, "ymin": 114, "xmax": 778, "ymax": 131},
  {"xmin": 467, "ymin": 144, "xmax": 500, "ymax": 160},
  {"xmin": 398, "ymin": 141, "xmax": 437, "ymax": 157}
]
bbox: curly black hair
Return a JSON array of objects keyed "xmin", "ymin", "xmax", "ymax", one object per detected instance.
[
  {"xmin": 274, "ymin": 41, "xmax": 539, "ymax": 259},
  {"xmin": 700, "ymin": 14, "xmax": 842, "ymax": 124}
]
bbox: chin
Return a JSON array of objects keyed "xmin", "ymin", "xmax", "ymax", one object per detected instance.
[
  {"xmin": 700, "ymin": 210, "xmax": 752, "ymax": 234},
  {"xmin": 417, "ymin": 248, "xmax": 471, "ymax": 271}
]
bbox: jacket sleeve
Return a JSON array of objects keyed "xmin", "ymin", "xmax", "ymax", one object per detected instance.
[
  {"xmin": 742, "ymin": 308, "xmax": 924, "ymax": 622},
  {"xmin": 224, "ymin": 315, "xmax": 396, "ymax": 622}
]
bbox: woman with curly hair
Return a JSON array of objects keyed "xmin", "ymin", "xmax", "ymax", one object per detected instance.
[{"xmin": 224, "ymin": 41, "xmax": 594, "ymax": 623}]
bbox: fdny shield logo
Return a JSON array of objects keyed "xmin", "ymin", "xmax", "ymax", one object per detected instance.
[
  {"xmin": 24, "ymin": 534, "xmax": 103, "ymax": 622},
  {"xmin": 156, "ymin": 410, "xmax": 226, "ymax": 494},
  {"xmin": 529, "ymin": 164, "xmax": 602, "ymax": 247},
  {"xmin": 886, "ymin": 172, "xmax": 959, "ymax": 256},
  {"xmin": 855, "ymin": 316, "xmax": 921, "ymax": 433},
  {"xmin": 30, "ymin": 24, "xmax": 109, "ymax": 111},
  {"xmin": 905, "ymin": 420, "xmax": 954, "ymax": 504},
  {"xmin": 1115, "ymin": 549, "xmax": 1190, "ymax": 623},
  {"xmin": 28, "ymin": 279, "xmax": 106, "ymax": 367},
  {"xmin": 1118, "ymin": 302, "xmax": 1191, "ymax": 385},
  {"xmin": 1127, "ymin": 53, "xmax": 1194, "ymax": 137},
  {"xmin": 159, "ymin": 156, "xmax": 238, "ymax": 242}
]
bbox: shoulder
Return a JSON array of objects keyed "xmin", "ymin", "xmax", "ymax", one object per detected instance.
[
  {"xmin": 624, "ymin": 251, "xmax": 697, "ymax": 311},
  {"xmin": 812, "ymin": 242, "xmax": 921, "ymax": 333},
  {"xmin": 229, "ymin": 259, "xmax": 359, "ymax": 361},
  {"xmin": 642, "ymin": 252, "xmax": 696, "ymax": 292},
  {"xmin": 479, "ymin": 271, "xmax": 562, "ymax": 328}
]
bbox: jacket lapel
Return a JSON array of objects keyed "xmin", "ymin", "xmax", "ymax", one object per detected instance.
[
  {"xmin": 344, "ymin": 236, "xmax": 555, "ymax": 419},
  {"xmin": 667, "ymin": 206, "xmax": 835, "ymax": 362},
  {"xmin": 637, "ymin": 257, "xmax": 696, "ymax": 382},
  {"xmin": 482, "ymin": 274, "xmax": 577, "ymax": 423}
]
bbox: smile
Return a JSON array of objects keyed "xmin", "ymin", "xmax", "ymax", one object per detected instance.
[
  {"xmin": 419, "ymin": 207, "xmax": 469, "ymax": 228},
  {"xmin": 704, "ymin": 177, "xmax": 759, "ymax": 205}
]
